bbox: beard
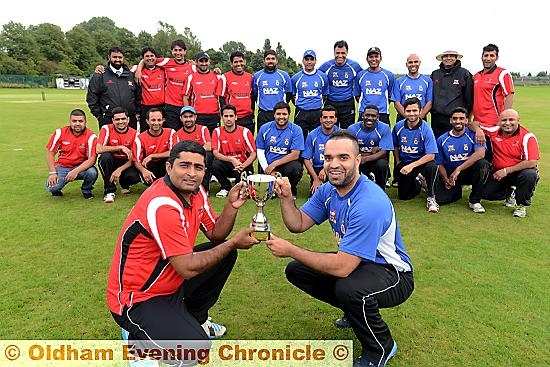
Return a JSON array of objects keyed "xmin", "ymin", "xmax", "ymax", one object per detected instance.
[{"xmin": 328, "ymin": 167, "xmax": 357, "ymax": 188}]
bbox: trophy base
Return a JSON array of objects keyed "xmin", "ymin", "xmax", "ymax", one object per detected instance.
[{"xmin": 252, "ymin": 229, "xmax": 270, "ymax": 241}]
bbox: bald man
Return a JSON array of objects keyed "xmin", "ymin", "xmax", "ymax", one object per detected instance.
[
  {"xmin": 392, "ymin": 54, "xmax": 433, "ymax": 123},
  {"xmin": 482, "ymin": 109, "xmax": 539, "ymax": 217}
]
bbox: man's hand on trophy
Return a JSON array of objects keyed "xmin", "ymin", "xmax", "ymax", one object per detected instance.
[
  {"xmin": 265, "ymin": 234, "xmax": 295, "ymax": 258},
  {"xmin": 230, "ymin": 227, "xmax": 260, "ymax": 249},
  {"xmin": 228, "ymin": 181, "xmax": 248, "ymax": 209},
  {"xmin": 274, "ymin": 177, "xmax": 293, "ymax": 199}
]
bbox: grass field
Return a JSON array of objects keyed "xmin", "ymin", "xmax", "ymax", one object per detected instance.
[{"xmin": 0, "ymin": 88, "xmax": 548, "ymax": 366}]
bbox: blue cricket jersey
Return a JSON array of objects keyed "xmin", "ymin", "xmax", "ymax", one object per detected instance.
[
  {"xmin": 318, "ymin": 59, "xmax": 363, "ymax": 102},
  {"xmin": 252, "ymin": 68, "xmax": 292, "ymax": 111},
  {"xmin": 436, "ymin": 129, "xmax": 486, "ymax": 171},
  {"xmin": 301, "ymin": 125, "xmax": 340, "ymax": 168},
  {"xmin": 392, "ymin": 74, "xmax": 433, "ymax": 107},
  {"xmin": 256, "ymin": 121, "xmax": 304, "ymax": 165},
  {"xmin": 354, "ymin": 68, "xmax": 395, "ymax": 114},
  {"xmin": 347, "ymin": 121, "xmax": 393, "ymax": 155},
  {"xmin": 301, "ymin": 175, "xmax": 412, "ymax": 272},
  {"xmin": 392, "ymin": 119, "xmax": 438, "ymax": 163},
  {"xmin": 291, "ymin": 70, "xmax": 329, "ymax": 110}
]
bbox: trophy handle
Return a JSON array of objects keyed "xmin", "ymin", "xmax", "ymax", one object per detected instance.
[{"xmin": 240, "ymin": 171, "xmax": 249, "ymax": 197}]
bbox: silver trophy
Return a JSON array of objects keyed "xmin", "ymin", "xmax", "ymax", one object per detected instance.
[{"xmin": 241, "ymin": 172, "xmax": 281, "ymax": 241}]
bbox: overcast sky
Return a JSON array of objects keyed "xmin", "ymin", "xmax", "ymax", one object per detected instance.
[{"xmin": 2, "ymin": 0, "xmax": 547, "ymax": 75}]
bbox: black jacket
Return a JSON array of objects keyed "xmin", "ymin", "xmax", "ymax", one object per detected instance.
[
  {"xmin": 430, "ymin": 60, "xmax": 473, "ymax": 116},
  {"xmin": 86, "ymin": 64, "xmax": 141, "ymax": 119}
]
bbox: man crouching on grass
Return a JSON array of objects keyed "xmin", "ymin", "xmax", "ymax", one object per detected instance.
[
  {"xmin": 106, "ymin": 140, "xmax": 259, "ymax": 366},
  {"xmin": 266, "ymin": 130, "xmax": 414, "ymax": 367}
]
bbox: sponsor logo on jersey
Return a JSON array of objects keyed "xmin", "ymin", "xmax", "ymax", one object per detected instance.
[
  {"xmin": 332, "ymin": 80, "xmax": 348, "ymax": 87},
  {"xmin": 405, "ymin": 93, "xmax": 423, "ymax": 100},
  {"xmin": 329, "ymin": 210, "xmax": 336, "ymax": 223},
  {"xmin": 269, "ymin": 146, "xmax": 288, "ymax": 155},
  {"xmin": 363, "ymin": 87, "xmax": 382, "ymax": 95},
  {"xmin": 401, "ymin": 146, "xmax": 419, "ymax": 154},
  {"xmin": 302, "ymin": 90, "xmax": 319, "ymax": 97},
  {"xmin": 262, "ymin": 87, "xmax": 279, "ymax": 95},
  {"xmin": 450, "ymin": 153, "xmax": 469, "ymax": 162}
]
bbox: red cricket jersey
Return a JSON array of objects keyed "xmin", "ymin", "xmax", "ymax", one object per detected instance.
[
  {"xmin": 139, "ymin": 66, "xmax": 166, "ymax": 106},
  {"xmin": 220, "ymin": 71, "xmax": 254, "ymax": 118},
  {"xmin": 133, "ymin": 128, "xmax": 175, "ymax": 162},
  {"xmin": 489, "ymin": 125, "xmax": 539, "ymax": 170},
  {"xmin": 106, "ymin": 177, "xmax": 218, "ymax": 315},
  {"xmin": 156, "ymin": 58, "xmax": 196, "ymax": 106},
  {"xmin": 46, "ymin": 126, "xmax": 96, "ymax": 167},
  {"xmin": 184, "ymin": 71, "xmax": 222, "ymax": 114},
  {"xmin": 98, "ymin": 124, "xmax": 138, "ymax": 160},
  {"xmin": 473, "ymin": 66, "xmax": 515, "ymax": 127},
  {"xmin": 212, "ymin": 125, "xmax": 256, "ymax": 163},
  {"xmin": 171, "ymin": 124, "xmax": 211, "ymax": 147}
]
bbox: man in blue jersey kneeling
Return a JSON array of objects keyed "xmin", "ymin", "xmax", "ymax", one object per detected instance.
[{"xmin": 266, "ymin": 130, "xmax": 414, "ymax": 367}]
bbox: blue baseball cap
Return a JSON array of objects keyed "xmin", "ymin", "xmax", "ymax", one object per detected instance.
[
  {"xmin": 303, "ymin": 50, "xmax": 316, "ymax": 59},
  {"xmin": 180, "ymin": 106, "xmax": 196, "ymax": 115}
]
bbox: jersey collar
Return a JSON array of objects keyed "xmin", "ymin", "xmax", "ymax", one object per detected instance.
[{"xmin": 163, "ymin": 175, "xmax": 193, "ymax": 208}]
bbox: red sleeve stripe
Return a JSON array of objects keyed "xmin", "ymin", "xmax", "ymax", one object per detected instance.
[
  {"xmin": 146, "ymin": 196, "xmax": 187, "ymax": 260},
  {"xmin": 48, "ymin": 129, "xmax": 62, "ymax": 151}
]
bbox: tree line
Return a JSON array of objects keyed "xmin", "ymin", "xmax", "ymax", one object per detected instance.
[{"xmin": 0, "ymin": 17, "xmax": 302, "ymax": 77}]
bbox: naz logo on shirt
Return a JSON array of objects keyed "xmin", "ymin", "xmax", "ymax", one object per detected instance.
[
  {"xmin": 302, "ymin": 90, "xmax": 319, "ymax": 97},
  {"xmin": 405, "ymin": 93, "xmax": 423, "ymax": 100},
  {"xmin": 263, "ymin": 87, "xmax": 279, "ymax": 95},
  {"xmin": 401, "ymin": 146, "xmax": 419, "ymax": 154},
  {"xmin": 450, "ymin": 153, "xmax": 469, "ymax": 162},
  {"xmin": 332, "ymin": 80, "xmax": 348, "ymax": 87},
  {"xmin": 364, "ymin": 88, "xmax": 382, "ymax": 95},
  {"xmin": 269, "ymin": 146, "xmax": 287, "ymax": 155}
]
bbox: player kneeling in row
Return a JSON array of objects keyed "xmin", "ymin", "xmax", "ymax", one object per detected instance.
[
  {"xmin": 434, "ymin": 107, "xmax": 490, "ymax": 213},
  {"xmin": 211, "ymin": 105, "xmax": 257, "ymax": 198}
]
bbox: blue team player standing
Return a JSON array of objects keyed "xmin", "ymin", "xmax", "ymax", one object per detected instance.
[
  {"xmin": 354, "ymin": 47, "xmax": 395, "ymax": 125},
  {"xmin": 291, "ymin": 49, "xmax": 329, "ymax": 141},
  {"xmin": 318, "ymin": 40, "xmax": 363, "ymax": 129},
  {"xmin": 253, "ymin": 50, "xmax": 293, "ymax": 130},
  {"xmin": 267, "ymin": 130, "xmax": 414, "ymax": 367},
  {"xmin": 392, "ymin": 54, "xmax": 433, "ymax": 123}
]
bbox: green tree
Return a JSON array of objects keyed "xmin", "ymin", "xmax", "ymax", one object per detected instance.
[
  {"xmin": 219, "ymin": 41, "xmax": 247, "ymax": 60},
  {"xmin": 0, "ymin": 52, "xmax": 35, "ymax": 74},
  {"xmin": 116, "ymin": 28, "xmax": 139, "ymax": 65},
  {"xmin": 0, "ymin": 21, "xmax": 39, "ymax": 74},
  {"xmin": 29, "ymin": 23, "xmax": 70, "ymax": 63},
  {"xmin": 183, "ymin": 26, "xmax": 201, "ymax": 59},
  {"xmin": 136, "ymin": 31, "xmax": 154, "ymax": 51},
  {"xmin": 536, "ymin": 71, "xmax": 548, "ymax": 77},
  {"xmin": 65, "ymin": 25, "xmax": 102, "ymax": 75},
  {"xmin": 152, "ymin": 21, "xmax": 184, "ymax": 57},
  {"xmin": 79, "ymin": 17, "xmax": 117, "ymax": 34}
]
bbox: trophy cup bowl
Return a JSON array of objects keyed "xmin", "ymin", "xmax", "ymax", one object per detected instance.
[{"xmin": 241, "ymin": 172, "xmax": 280, "ymax": 241}]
